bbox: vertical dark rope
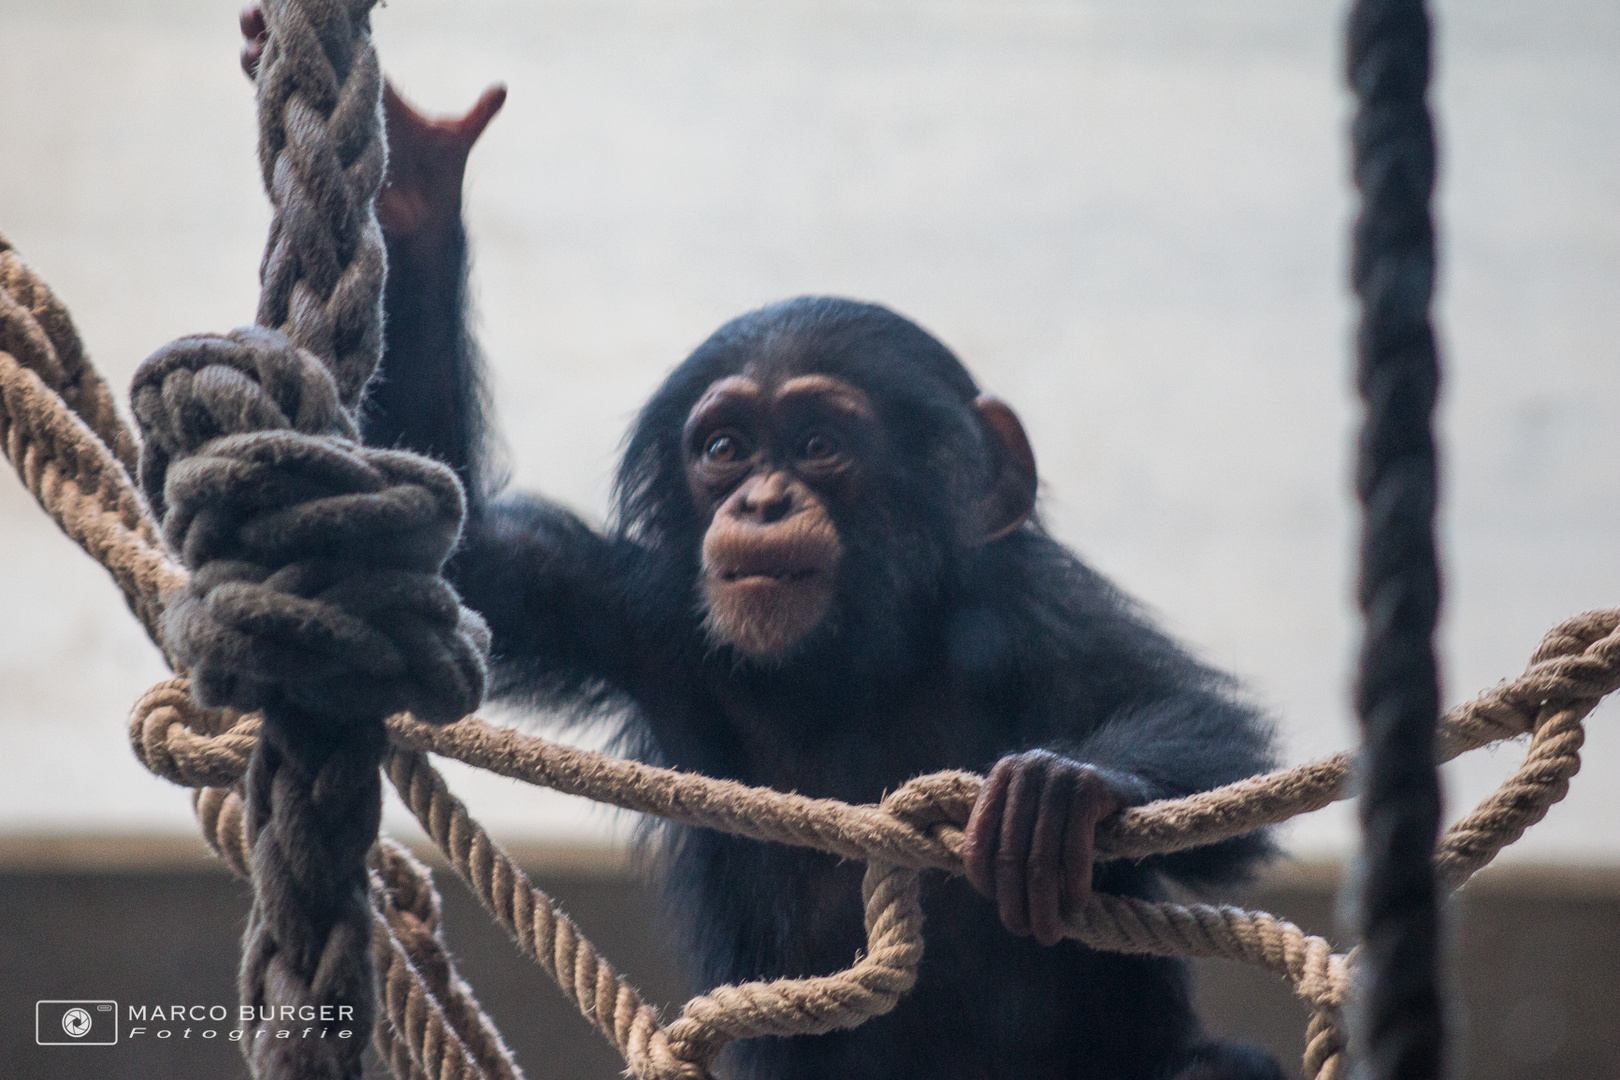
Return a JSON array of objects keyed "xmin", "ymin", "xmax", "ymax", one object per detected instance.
[
  {"xmin": 130, "ymin": 1, "xmax": 487, "ymax": 1073},
  {"xmin": 1345, "ymin": 1, "xmax": 1446, "ymax": 1079},
  {"xmin": 241, "ymin": 714, "xmax": 386, "ymax": 1080},
  {"xmin": 242, "ymin": 5, "xmax": 388, "ymax": 1077}
]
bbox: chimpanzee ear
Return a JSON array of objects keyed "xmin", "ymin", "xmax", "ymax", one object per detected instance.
[{"xmin": 970, "ymin": 395, "xmax": 1037, "ymax": 543}]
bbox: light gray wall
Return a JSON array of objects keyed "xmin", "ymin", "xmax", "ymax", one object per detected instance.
[{"xmin": 1, "ymin": 0, "xmax": 1616, "ymax": 861}]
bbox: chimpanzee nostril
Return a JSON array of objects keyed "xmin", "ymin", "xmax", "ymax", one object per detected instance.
[
  {"xmin": 737, "ymin": 472, "xmax": 796, "ymax": 523},
  {"xmin": 755, "ymin": 493, "xmax": 793, "ymax": 523}
]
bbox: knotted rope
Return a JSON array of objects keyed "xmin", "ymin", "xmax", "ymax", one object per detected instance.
[{"xmin": 118, "ymin": 2, "xmax": 488, "ymax": 1077}]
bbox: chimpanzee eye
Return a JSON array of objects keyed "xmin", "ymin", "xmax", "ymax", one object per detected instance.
[
  {"xmin": 705, "ymin": 432, "xmax": 742, "ymax": 462},
  {"xmin": 799, "ymin": 431, "xmax": 839, "ymax": 462}
]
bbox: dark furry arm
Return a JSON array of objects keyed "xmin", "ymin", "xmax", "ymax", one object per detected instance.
[
  {"xmin": 451, "ymin": 495, "xmax": 651, "ymax": 709},
  {"xmin": 362, "ymin": 223, "xmax": 492, "ymax": 503}
]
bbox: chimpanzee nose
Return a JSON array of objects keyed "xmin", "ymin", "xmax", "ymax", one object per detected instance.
[{"xmin": 736, "ymin": 471, "xmax": 795, "ymax": 523}]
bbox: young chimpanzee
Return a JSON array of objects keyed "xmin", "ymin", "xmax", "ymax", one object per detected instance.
[{"xmin": 241, "ymin": 16, "xmax": 1284, "ymax": 1078}]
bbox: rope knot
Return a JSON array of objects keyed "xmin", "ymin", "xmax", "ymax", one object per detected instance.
[
  {"xmin": 131, "ymin": 326, "xmax": 353, "ymax": 516},
  {"xmin": 881, "ymin": 770, "xmax": 979, "ymax": 859},
  {"xmin": 131, "ymin": 326, "xmax": 489, "ymax": 727}
]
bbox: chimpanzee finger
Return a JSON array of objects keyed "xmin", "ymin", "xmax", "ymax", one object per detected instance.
[
  {"xmin": 239, "ymin": 4, "xmax": 267, "ymax": 80},
  {"xmin": 963, "ymin": 758, "xmax": 1014, "ymax": 898},
  {"xmin": 454, "ymin": 85, "xmax": 508, "ymax": 147},
  {"xmin": 1060, "ymin": 783, "xmax": 1097, "ymax": 919},
  {"xmin": 1060, "ymin": 770, "xmax": 1123, "ymax": 922},
  {"xmin": 1026, "ymin": 765, "xmax": 1076, "ymax": 946},
  {"xmin": 994, "ymin": 763, "xmax": 1043, "ymax": 936}
]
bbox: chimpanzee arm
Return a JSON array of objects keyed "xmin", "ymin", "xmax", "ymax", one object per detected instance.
[
  {"xmin": 353, "ymin": 88, "xmax": 659, "ymax": 710},
  {"xmin": 375, "ymin": 220, "xmax": 657, "ymax": 706},
  {"xmin": 363, "ymin": 222, "xmax": 492, "ymax": 500},
  {"xmin": 453, "ymin": 495, "xmax": 655, "ymax": 709},
  {"xmin": 358, "ymin": 83, "xmax": 506, "ymax": 503},
  {"xmin": 374, "ymin": 231, "xmax": 654, "ymax": 707}
]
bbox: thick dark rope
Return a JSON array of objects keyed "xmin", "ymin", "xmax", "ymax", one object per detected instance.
[
  {"xmin": 253, "ymin": 0, "xmax": 389, "ymax": 410},
  {"xmin": 240, "ymin": 716, "xmax": 386, "ymax": 1080},
  {"xmin": 1345, "ymin": 1, "xmax": 1446, "ymax": 1078},
  {"xmin": 129, "ymin": 3, "xmax": 488, "ymax": 1079}
]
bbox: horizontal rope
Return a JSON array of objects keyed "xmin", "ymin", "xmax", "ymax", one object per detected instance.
[
  {"xmin": 132, "ymin": 606, "xmax": 1620, "ymax": 880},
  {"xmin": 127, "ymin": 606, "xmax": 1619, "ymax": 1077}
]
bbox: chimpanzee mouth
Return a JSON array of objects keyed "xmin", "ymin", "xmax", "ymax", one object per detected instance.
[{"xmin": 718, "ymin": 567, "xmax": 821, "ymax": 584}]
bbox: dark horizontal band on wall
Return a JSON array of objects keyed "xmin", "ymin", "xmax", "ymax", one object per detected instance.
[
  {"xmin": 2, "ymin": 831, "xmax": 1616, "ymax": 898},
  {"xmin": 0, "ymin": 831, "xmax": 634, "ymax": 876}
]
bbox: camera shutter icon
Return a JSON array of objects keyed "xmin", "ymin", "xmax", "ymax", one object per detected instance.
[{"xmin": 62, "ymin": 1008, "xmax": 93, "ymax": 1038}]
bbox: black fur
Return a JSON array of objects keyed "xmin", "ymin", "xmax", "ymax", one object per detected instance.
[{"xmin": 372, "ymin": 226, "xmax": 1283, "ymax": 1079}]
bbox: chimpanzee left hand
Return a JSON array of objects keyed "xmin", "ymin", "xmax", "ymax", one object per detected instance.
[
  {"xmin": 962, "ymin": 750, "xmax": 1133, "ymax": 946},
  {"xmin": 371, "ymin": 82, "xmax": 506, "ymax": 237},
  {"xmin": 239, "ymin": 3, "xmax": 505, "ymax": 238}
]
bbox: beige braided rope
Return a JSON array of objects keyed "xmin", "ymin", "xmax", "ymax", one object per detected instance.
[
  {"xmin": 0, "ymin": 234, "xmax": 136, "ymax": 473},
  {"xmin": 0, "ymin": 233, "xmax": 183, "ymax": 643},
  {"xmin": 370, "ymin": 840, "xmax": 525, "ymax": 1080},
  {"xmin": 384, "ymin": 746, "xmax": 925, "ymax": 1079},
  {"xmin": 1304, "ymin": 1007, "xmax": 1348, "ymax": 1080},
  {"xmin": 381, "ymin": 747, "xmax": 676, "ymax": 1074},
  {"xmin": 6, "ymin": 234, "xmax": 1619, "ymax": 1079},
  {"xmin": 370, "ymin": 897, "xmax": 482, "ymax": 1080}
]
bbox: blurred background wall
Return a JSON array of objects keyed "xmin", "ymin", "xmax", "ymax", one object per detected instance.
[{"xmin": 1, "ymin": 0, "xmax": 1615, "ymax": 1077}]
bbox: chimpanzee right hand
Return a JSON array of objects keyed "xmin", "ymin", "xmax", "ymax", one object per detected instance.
[{"xmin": 239, "ymin": 3, "xmax": 506, "ymax": 239}]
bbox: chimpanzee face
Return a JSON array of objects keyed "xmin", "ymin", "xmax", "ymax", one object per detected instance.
[
  {"xmin": 681, "ymin": 365, "xmax": 1036, "ymax": 661},
  {"xmin": 683, "ymin": 372, "xmax": 878, "ymax": 659}
]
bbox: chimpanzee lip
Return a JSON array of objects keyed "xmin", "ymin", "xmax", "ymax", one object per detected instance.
[{"xmin": 717, "ymin": 567, "xmax": 821, "ymax": 584}]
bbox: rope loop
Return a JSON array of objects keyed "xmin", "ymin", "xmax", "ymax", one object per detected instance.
[{"xmin": 656, "ymin": 859, "xmax": 925, "ymax": 1077}]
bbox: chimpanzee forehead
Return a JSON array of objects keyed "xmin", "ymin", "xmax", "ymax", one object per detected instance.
[
  {"xmin": 686, "ymin": 372, "xmax": 877, "ymax": 427},
  {"xmin": 693, "ymin": 297, "xmax": 980, "ymax": 403}
]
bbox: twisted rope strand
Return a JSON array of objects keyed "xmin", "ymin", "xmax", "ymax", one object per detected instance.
[
  {"xmin": 132, "ymin": 610, "xmax": 1620, "ymax": 888},
  {"xmin": 371, "ymin": 870, "xmax": 487, "ymax": 1080},
  {"xmin": 0, "ymin": 235, "xmax": 182, "ymax": 641},
  {"xmin": 381, "ymin": 747, "xmax": 699, "ymax": 1078},
  {"xmin": 371, "ymin": 839, "xmax": 525, "ymax": 1080},
  {"xmin": 0, "ymin": 233, "xmax": 137, "ymax": 473},
  {"xmin": 1347, "ymin": 0, "xmax": 1446, "ymax": 1075}
]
